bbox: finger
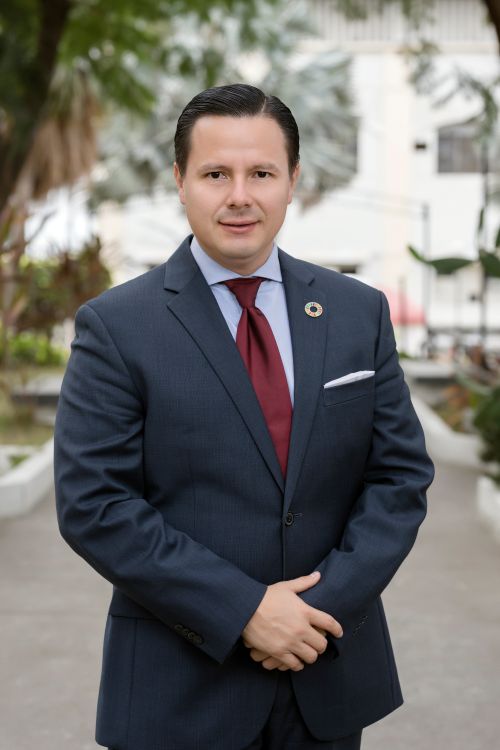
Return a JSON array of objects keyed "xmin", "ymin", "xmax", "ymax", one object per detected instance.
[
  {"xmin": 303, "ymin": 629, "xmax": 328, "ymax": 656},
  {"xmin": 284, "ymin": 571, "xmax": 321, "ymax": 593},
  {"xmin": 309, "ymin": 609, "xmax": 343, "ymax": 639},
  {"xmin": 248, "ymin": 649, "xmax": 290, "ymax": 670},
  {"xmin": 294, "ymin": 641, "xmax": 322, "ymax": 665},
  {"xmin": 261, "ymin": 656, "xmax": 284, "ymax": 670},
  {"xmin": 274, "ymin": 651, "xmax": 305, "ymax": 671},
  {"xmin": 250, "ymin": 646, "xmax": 305, "ymax": 672},
  {"xmin": 249, "ymin": 648, "xmax": 268, "ymax": 662}
]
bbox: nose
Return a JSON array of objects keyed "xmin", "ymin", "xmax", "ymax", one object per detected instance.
[{"xmin": 226, "ymin": 177, "xmax": 253, "ymax": 208}]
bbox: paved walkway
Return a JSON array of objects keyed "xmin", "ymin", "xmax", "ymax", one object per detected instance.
[{"xmin": 0, "ymin": 460, "xmax": 499, "ymax": 749}]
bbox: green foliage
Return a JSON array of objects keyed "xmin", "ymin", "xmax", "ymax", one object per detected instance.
[
  {"xmin": 91, "ymin": 0, "xmax": 359, "ymax": 208},
  {"xmin": 407, "ymin": 244, "xmax": 474, "ymax": 275},
  {"xmin": 0, "ymin": 0, "xmax": 277, "ymax": 122},
  {"xmin": 0, "ymin": 0, "xmax": 277, "ymax": 213},
  {"xmin": 473, "ymin": 384, "xmax": 500, "ymax": 487},
  {"xmin": 9, "ymin": 453, "xmax": 30, "ymax": 468},
  {"xmin": 6, "ymin": 235, "xmax": 112, "ymax": 335},
  {"xmin": 0, "ymin": 232, "xmax": 111, "ymax": 367},
  {"xmin": 0, "ymin": 331, "xmax": 66, "ymax": 367},
  {"xmin": 478, "ymin": 249, "xmax": 500, "ymax": 278},
  {"xmin": 408, "ymin": 203, "xmax": 500, "ymax": 278},
  {"xmin": 0, "ymin": 0, "xmax": 43, "ymax": 115}
]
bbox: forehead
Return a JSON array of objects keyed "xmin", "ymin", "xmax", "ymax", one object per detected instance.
[{"xmin": 187, "ymin": 115, "xmax": 288, "ymax": 167}]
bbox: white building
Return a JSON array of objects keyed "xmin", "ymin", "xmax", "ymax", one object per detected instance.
[
  {"xmin": 33, "ymin": 0, "xmax": 500, "ymax": 356},
  {"xmin": 281, "ymin": 0, "xmax": 500, "ymax": 356}
]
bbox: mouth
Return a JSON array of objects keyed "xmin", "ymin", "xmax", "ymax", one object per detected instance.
[{"xmin": 219, "ymin": 220, "xmax": 259, "ymax": 234}]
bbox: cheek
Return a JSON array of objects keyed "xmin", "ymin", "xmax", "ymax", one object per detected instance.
[
  {"xmin": 184, "ymin": 188, "xmax": 218, "ymax": 217},
  {"xmin": 264, "ymin": 193, "xmax": 289, "ymax": 220}
]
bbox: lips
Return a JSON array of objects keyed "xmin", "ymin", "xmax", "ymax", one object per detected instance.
[
  {"xmin": 220, "ymin": 221, "xmax": 257, "ymax": 227},
  {"xmin": 219, "ymin": 220, "xmax": 259, "ymax": 235}
]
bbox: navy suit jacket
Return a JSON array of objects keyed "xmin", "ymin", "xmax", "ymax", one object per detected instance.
[{"xmin": 54, "ymin": 234, "xmax": 435, "ymax": 749}]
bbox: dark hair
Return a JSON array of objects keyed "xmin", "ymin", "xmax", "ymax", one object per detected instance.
[{"xmin": 174, "ymin": 83, "xmax": 300, "ymax": 177}]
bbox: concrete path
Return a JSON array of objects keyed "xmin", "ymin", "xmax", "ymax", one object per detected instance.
[{"xmin": 0, "ymin": 460, "xmax": 499, "ymax": 749}]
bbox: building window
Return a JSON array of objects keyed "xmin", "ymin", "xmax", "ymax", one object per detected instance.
[
  {"xmin": 339, "ymin": 264, "xmax": 358, "ymax": 275},
  {"xmin": 438, "ymin": 122, "xmax": 482, "ymax": 173},
  {"xmin": 323, "ymin": 263, "xmax": 359, "ymax": 274}
]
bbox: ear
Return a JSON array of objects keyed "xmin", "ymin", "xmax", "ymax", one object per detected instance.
[
  {"xmin": 287, "ymin": 163, "xmax": 301, "ymax": 203},
  {"xmin": 173, "ymin": 162, "xmax": 186, "ymax": 205}
]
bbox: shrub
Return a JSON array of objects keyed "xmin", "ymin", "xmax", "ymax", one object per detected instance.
[
  {"xmin": 473, "ymin": 384, "xmax": 500, "ymax": 488},
  {"xmin": 0, "ymin": 331, "xmax": 66, "ymax": 367}
]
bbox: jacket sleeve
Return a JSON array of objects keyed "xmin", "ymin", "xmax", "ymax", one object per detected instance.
[
  {"xmin": 299, "ymin": 290, "xmax": 435, "ymax": 658},
  {"xmin": 54, "ymin": 302, "xmax": 267, "ymax": 665}
]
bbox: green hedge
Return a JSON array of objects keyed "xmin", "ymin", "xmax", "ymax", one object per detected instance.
[
  {"xmin": 0, "ymin": 332, "xmax": 66, "ymax": 367},
  {"xmin": 473, "ymin": 384, "xmax": 500, "ymax": 488}
]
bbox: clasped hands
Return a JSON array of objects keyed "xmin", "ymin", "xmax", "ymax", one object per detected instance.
[{"xmin": 241, "ymin": 571, "xmax": 343, "ymax": 672}]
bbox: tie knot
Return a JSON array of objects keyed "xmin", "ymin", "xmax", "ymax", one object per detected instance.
[{"xmin": 223, "ymin": 276, "xmax": 264, "ymax": 309}]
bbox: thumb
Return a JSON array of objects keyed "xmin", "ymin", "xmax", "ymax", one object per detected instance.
[{"xmin": 285, "ymin": 571, "xmax": 321, "ymax": 593}]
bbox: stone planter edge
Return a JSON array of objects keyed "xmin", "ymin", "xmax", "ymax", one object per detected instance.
[
  {"xmin": 411, "ymin": 394, "xmax": 483, "ymax": 470},
  {"xmin": 0, "ymin": 437, "xmax": 54, "ymax": 519}
]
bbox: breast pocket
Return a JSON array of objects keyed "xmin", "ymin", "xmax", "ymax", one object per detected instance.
[{"xmin": 323, "ymin": 376, "xmax": 375, "ymax": 406}]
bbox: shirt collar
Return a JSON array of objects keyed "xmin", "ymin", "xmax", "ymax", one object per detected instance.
[{"xmin": 190, "ymin": 234, "xmax": 282, "ymax": 285}]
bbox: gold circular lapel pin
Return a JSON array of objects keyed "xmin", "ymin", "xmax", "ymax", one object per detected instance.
[{"xmin": 304, "ymin": 301, "xmax": 323, "ymax": 318}]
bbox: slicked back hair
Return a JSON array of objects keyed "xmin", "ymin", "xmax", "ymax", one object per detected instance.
[{"xmin": 174, "ymin": 83, "xmax": 300, "ymax": 177}]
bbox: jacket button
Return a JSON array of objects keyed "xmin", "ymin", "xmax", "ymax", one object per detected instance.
[
  {"xmin": 284, "ymin": 511, "xmax": 294, "ymax": 526},
  {"xmin": 193, "ymin": 634, "xmax": 204, "ymax": 645}
]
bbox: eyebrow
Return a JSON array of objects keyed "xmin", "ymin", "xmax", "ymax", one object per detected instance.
[{"xmin": 197, "ymin": 162, "xmax": 281, "ymax": 174}]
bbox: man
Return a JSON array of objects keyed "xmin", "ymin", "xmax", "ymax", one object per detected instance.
[{"xmin": 54, "ymin": 83, "xmax": 435, "ymax": 750}]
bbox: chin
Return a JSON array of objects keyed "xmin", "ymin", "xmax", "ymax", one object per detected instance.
[{"xmin": 219, "ymin": 243, "xmax": 258, "ymax": 258}]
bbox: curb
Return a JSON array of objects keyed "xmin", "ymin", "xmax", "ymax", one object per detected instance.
[
  {"xmin": 0, "ymin": 438, "xmax": 54, "ymax": 519},
  {"xmin": 410, "ymin": 394, "xmax": 484, "ymax": 471}
]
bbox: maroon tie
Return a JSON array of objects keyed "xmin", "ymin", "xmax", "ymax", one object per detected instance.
[{"xmin": 223, "ymin": 276, "xmax": 292, "ymax": 477}]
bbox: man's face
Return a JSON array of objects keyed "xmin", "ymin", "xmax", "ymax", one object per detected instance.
[{"xmin": 173, "ymin": 114, "xmax": 300, "ymax": 275}]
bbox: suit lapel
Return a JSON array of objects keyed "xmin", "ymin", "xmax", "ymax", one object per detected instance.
[
  {"xmin": 162, "ymin": 237, "xmax": 329, "ymax": 504},
  {"xmin": 278, "ymin": 249, "xmax": 328, "ymax": 512},
  {"xmin": 163, "ymin": 236, "xmax": 285, "ymax": 493}
]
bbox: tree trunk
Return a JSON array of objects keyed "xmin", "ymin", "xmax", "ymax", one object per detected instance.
[
  {"xmin": 0, "ymin": 0, "xmax": 72, "ymax": 215},
  {"xmin": 482, "ymin": 0, "xmax": 500, "ymax": 53}
]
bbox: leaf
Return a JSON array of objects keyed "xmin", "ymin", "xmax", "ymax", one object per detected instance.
[
  {"xmin": 431, "ymin": 257, "xmax": 474, "ymax": 274},
  {"xmin": 408, "ymin": 244, "xmax": 426, "ymax": 263},
  {"xmin": 495, "ymin": 224, "xmax": 500, "ymax": 249},
  {"xmin": 479, "ymin": 249, "xmax": 500, "ymax": 278},
  {"xmin": 477, "ymin": 205, "xmax": 485, "ymax": 239},
  {"xmin": 407, "ymin": 245, "xmax": 473, "ymax": 274}
]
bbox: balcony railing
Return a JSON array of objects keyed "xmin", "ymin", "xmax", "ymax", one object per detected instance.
[{"xmin": 308, "ymin": 0, "xmax": 497, "ymax": 48}]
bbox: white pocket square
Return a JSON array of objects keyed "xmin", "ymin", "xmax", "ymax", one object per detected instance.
[{"xmin": 324, "ymin": 370, "xmax": 375, "ymax": 389}]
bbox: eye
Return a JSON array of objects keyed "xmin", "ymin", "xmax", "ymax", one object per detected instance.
[
  {"xmin": 207, "ymin": 171, "xmax": 225, "ymax": 179},
  {"xmin": 256, "ymin": 171, "xmax": 270, "ymax": 178}
]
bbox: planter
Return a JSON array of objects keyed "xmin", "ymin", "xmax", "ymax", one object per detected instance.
[
  {"xmin": 0, "ymin": 437, "xmax": 54, "ymax": 519},
  {"xmin": 410, "ymin": 394, "xmax": 483, "ymax": 470},
  {"xmin": 0, "ymin": 445, "xmax": 38, "ymax": 476},
  {"xmin": 476, "ymin": 474, "xmax": 500, "ymax": 545}
]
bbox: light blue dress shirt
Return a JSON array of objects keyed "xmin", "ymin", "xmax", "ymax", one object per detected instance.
[{"xmin": 189, "ymin": 235, "xmax": 295, "ymax": 405}]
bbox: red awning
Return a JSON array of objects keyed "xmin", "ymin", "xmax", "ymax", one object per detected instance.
[{"xmin": 378, "ymin": 285, "xmax": 426, "ymax": 326}]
